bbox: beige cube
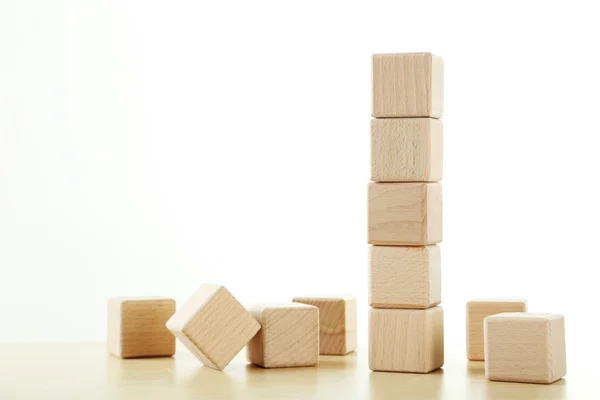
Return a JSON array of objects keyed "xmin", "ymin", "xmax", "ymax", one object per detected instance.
[
  {"xmin": 368, "ymin": 182, "xmax": 442, "ymax": 245},
  {"xmin": 292, "ymin": 296, "xmax": 357, "ymax": 355},
  {"xmin": 371, "ymin": 118, "xmax": 442, "ymax": 182},
  {"xmin": 166, "ymin": 283, "xmax": 260, "ymax": 370},
  {"xmin": 466, "ymin": 299, "xmax": 527, "ymax": 361},
  {"xmin": 484, "ymin": 313, "xmax": 566, "ymax": 384},
  {"xmin": 107, "ymin": 297, "xmax": 176, "ymax": 359},
  {"xmin": 369, "ymin": 307, "xmax": 444, "ymax": 373},
  {"xmin": 369, "ymin": 245, "xmax": 441, "ymax": 309},
  {"xmin": 372, "ymin": 53, "xmax": 444, "ymax": 118},
  {"xmin": 247, "ymin": 303, "xmax": 319, "ymax": 368}
]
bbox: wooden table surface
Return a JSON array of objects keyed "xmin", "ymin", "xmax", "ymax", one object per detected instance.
[{"xmin": 0, "ymin": 343, "xmax": 594, "ymax": 399}]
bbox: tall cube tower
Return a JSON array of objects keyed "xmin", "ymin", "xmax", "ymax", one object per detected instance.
[{"xmin": 369, "ymin": 53, "xmax": 444, "ymax": 373}]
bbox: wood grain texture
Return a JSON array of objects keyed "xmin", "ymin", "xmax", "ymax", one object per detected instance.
[
  {"xmin": 369, "ymin": 307, "xmax": 444, "ymax": 373},
  {"xmin": 166, "ymin": 283, "xmax": 260, "ymax": 370},
  {"xmin": 247, "ymin": 303, "xmax": 319, "ymax": 368},
  {"xmin": 107, "ymin": 297, "xmax": 176, "ymax": 359},
  {"xmin": 466, "ymin": 299, "xmax": 527, "ymax": 361},
  {"xmin": 371, "ymin": 118, "xmax": 442, "ymax": 182},
  {"xmin": 369, "ymin": 245, "xmax": 441, "ymax": 309},
  {"xmin": 484, "ymin": 313, "xmax": 566, "ymax": 384},
  {"xmin": 368, "ymin": 182, "xmax": 442, "ymax": 245},
  {"xmin": 372, "ymin": 53, "xmax": 444, "ymax": 118},
  {"xmin": 5, "ymin": 343, "xmax": 595, "ymax": 398},
  {"xmin": 292, "ymin": 296, "xmax": 357, "ymax": 355}
]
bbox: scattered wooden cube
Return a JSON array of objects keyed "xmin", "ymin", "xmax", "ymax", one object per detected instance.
[
  {"xmin": 368, "ymin": 182, "xmax": 442, "ymax": 245},
  {"xmin": 466, "ymin": 299, "xmax": 527, "ymax": 361},
  {"xmin": 484, "ymin": 313, "xmax": 566, "ymax": 384},
  {"xmin": 369, "ymin": 307, "xmax": 444, "ymax": 373},
  {"xmin": 292, "ymin": 296, "xmax": 357, "ymax": 355},
  {"xmin": 369, "ymin": 245, "xmax": 441, "ymax": 309},
  {"xmin": 372, "ymin": 53, "xmax": 444, "ymax": 118},
  {"xmin": 247, "ymin": 303, "xmax": 319, "ymax": 368},
  {"xmin": 107, "ymin": 297, "xmax": 176, "ymax": 359},
  {"xmin": 166, "ymin": 283, "xmax": 260, "ymax": 370},
  {"xmin": 371, "ymin": 118, "xmax": 442, "ymax": 182}
]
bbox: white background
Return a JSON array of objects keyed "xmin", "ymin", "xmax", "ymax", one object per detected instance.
[{"xmin": 1, "ymin": 0, "xmax": 598, "ymax": 360}]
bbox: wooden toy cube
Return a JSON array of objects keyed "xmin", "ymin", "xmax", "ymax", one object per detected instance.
[
  {"xmin": 466, "ymin": 299, "xmax": 527, "ymax": 361},
  {"xmin": 292, "ymin": 296, "xmax": 357, "ymax": 355},
  {"xmin": 166, "ymin": 283, "xmax": 260, "ymax": 370},
  {"xmin": 369, "ymin": 307, "xmax": 444, "ymax": 373},
  {"xmin": 368, "ymin": 182, "xmax": 442, "ymax": 245},
  {"xmin": 107, "ymin": 297, "xmax": 176, "ymax": 359},
  {"xmin": 247, "ymin": 303, "xmax": 319, "ymax": 368},
  {"xmin": 484, "ymin": 313, "xmax": 566, "ymax": 384},
  {"xmin": 371, "ymin": 118, "xmax": 442, "ymax": 182},
  {"xmin": 372, "ymin": 53, "xmax": 444, "ymax": 118},
  {"xmin": 369, "ymin": 245, "xmax": 441, "ymax": 309}
]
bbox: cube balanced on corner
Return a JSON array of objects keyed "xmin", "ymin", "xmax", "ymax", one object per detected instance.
[
  {"xmin": 368, "ymin": 53, "xmax": 444, "ymax": 373},
  {"xmin": 108, "ymin": 285, "xmax": 357, "ymax": 369}
]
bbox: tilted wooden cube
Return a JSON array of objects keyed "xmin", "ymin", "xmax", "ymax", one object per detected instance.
[
  {"xmin": 466, "ymin": 299, "xmax": 527, "ymax": 361},
  {"xmin": 292, "ymin": 296, "xmax": 357, "ymax": 355},
  {"xmin": 369, "ymin": 307, "xmax": 444, "ymax": 373},
  {"xmin": 166, "ymin": 283, "xmax": 260, "ymax": 370},
  {"xmin": 369, "ymin": 245, "xmax": 441, "ymax": 309},
  {"xmin": 371, "ymin": 118, "xmax": 442, "ymax": 182},
  {"xmin": 484, "ymin": 313, "xmax": 566, "ymax": 384},
  {"xmin": 372, "ymin": 53, "xmax": 444, "ymax": 118},
  {"xmin": 107, "ymin": 297, "xmax": 176, "ymax": 359},
  {"xmin": 368, "ymin": 182, "xmax": 442, "ymax": 245},
  {"xmin": 247, "ymin": 303, "xmax": 319, "ymax": 368}
]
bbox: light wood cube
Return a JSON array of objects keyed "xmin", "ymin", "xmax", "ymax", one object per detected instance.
[
  {"xmin": 292, "ymin": 296, "xmax": 357, "ymax": 355},
  {"xmin": 484, "ymin": 313, "xmax": 566, "ymax": 384},
  {"xmin": 372, "ymin": 53, "xmax": 444, "ymax": 118},
  {"xmin": 466, "ymin": 299, "xmax": 527, "ymax": 361},
  {"xmin": 166, "ymin": 283, "xmax": 260, "ymax": 370},
  {"xmin": 368, "ymin": 182, "xmax": 442, "ymax": 245},
  {"xmin": 369, "ymin": 307, "xmax": 444, "ymax": 373},
  {"xmin": 247, "ymin": 303, "xmax": 319, "ymax": 368},
  {"xmin": 107, "ymin": 297, "xmax": 176, "ymax": 359},
  {"xmin": 369, "ymin": 245, "xmax": 441, "ymax": 309},
  {"xmin": 371, "ymin": 118, "xmax": 442, "ymax": 182}
]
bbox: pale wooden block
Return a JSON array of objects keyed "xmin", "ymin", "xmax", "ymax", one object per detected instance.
[
  {"xmin": 166, "ymin": 283, "xmax": 260, "ymax": 370},
  {"xmin": 107, "ymin": 297, "xmax": 176, "ymax": 359},
  {"xmin": 371, "ymin": 118, "xmax": 442, "ymax": 182},
  {"xmin": 484, "ymin": 313, "xmax": 566, "ymax": 384},
  {"xmin": 246, "ymin": 303, "xmax": 319, "ymax": 368},
  {"xmin": 292, "ymin": 296, "xmax": 357, "ymax": 355},
  {"xmin": 466, "ymin": 299, "xmax": 527, "ymax": 361},
  {"xmin": 372, "ymin": 53, "xmax": 444, "ymax": 118},
  {"xmin": 369, "ymin": 245, "xmax": 441, "ymax": 309},
  {"xmin": 369, "ymin": 307, "xmax": 444, "ymax": 373},
  {"xmin": 368, "ymin": 182, "xmax": 442, "ymax": 245}
]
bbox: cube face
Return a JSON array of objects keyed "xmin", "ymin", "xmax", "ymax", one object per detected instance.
[
  {"xmin": 368, "ymin": 182, "xmax": 442, "ymax": 245},
  {"xmin": 166, "ymin": 284, "xmax": 260, "ymax": 370},
  {"xmin": 484, "ymin": 313, "xmax": 566, "ymax": 384},
  {"xmin": 292, "ymin": 296, "xmax": 357, "ymax": 355},
  {"xmin": 369, "ymin": 245, "xmax": 441, "ymax": 309},
  {"xmin": 247, "ymin": 304, "xmax": 319, "ymax": 368},
  {"xmin": 371, "ymin": 118, "xmax": 442, "ymax": 182},
  {"xmin": 369, "ymin": 307, "xmax": 444, "ymax": 373},
  {"xmin": 372, "ymin": 53, "xmax": 444, "ymax": 118},
  {"xmin": 107, "ymin": 297, "xmax": 176, "ymax": 359},
  {"xmin": 466, "ymin": 299, "xmax": 527, "ymax": 361}
]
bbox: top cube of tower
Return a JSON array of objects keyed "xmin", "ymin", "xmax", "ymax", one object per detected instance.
[{"xmin": 372, "ymin": 53, "xmax": 444, "ymax": 119}]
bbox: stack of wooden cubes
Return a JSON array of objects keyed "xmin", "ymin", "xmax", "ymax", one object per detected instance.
[{"xmin": 368, "ymin": 53, "xmax": 445, "ymax": 373}]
